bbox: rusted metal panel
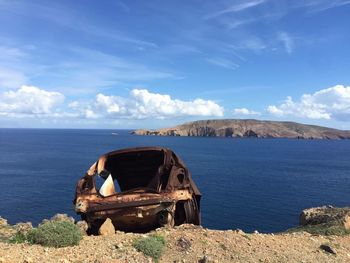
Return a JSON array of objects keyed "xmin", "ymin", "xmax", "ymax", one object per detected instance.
[{"xmin": 73, "ymin": 147, "xmax": 201, "ymax": 233}]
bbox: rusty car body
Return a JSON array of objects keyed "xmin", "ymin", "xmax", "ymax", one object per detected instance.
[{"xmin": 73, "ymin": 147, "xmax": 201, "ymax": 233}]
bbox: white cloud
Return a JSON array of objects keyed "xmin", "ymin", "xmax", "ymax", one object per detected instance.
[
  {"xmin": 233, "ymin": 107, "xmax": 261, "ymax": 116},
  {"xmin": 267, "ymin": 85, "xmax": 350, "ymax": 121},
  {"xmin": 0, "ymin": 85, "xmax": 64, "ymax": 117},
  {"xmin": 80, "ymin": 89, "xmax": 224, "ymax": 119},
  {"xmin": 266, "ymin": 105, "xmax": 284, "ymax": 116},
  {"xmin": 278, "ymin": 32, "xmax": 294, "ymax": 54}
]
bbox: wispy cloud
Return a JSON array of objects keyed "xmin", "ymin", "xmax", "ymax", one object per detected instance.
[
  {"xmin": 0, "ymin": 43, "xmax": 45, "ymax": 89},
  {"xmin": 0, "ymin": 41, "xmax": 175, "ymax": 94},
  {"xmin": 41, "ymin": 47, "xmax": 176, "ymax": 91},
  {"xmin": 277, "ymin": 32, "xmax": 294, "ymax": 54},
  {"xmin": 0, "ymin": 1, "xmax": 157, "ymax": 49},
  {"xmin": 293, "ymin": 0, "xmax": 350, "ymax": 13},
  {"xmin": 229, "ymin": 36, "xmax": 267, "ymax": 53},
  {"xmin": 206, "ymin": 57, "xmax": 239, "ymax": 70},
  {"xmin": 0, "ymin": 45, "xmax": 27, "ymax": 61},
  {"xmin": 204, "ymin": 0, "xmax": 266, "ymax": 20},
  {"xmin": 224, "ymin": 18, "xmax": 257, "ymax": 29},
  {"xmin": 0, "ymin": 67, "xmax": 27, "ymax": 89},
  {"xmin": 112, "ymin": 0, "xmax": 130, "ymax": 13}
]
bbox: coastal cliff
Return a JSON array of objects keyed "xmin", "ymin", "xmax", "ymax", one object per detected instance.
[{"xmin": 132, "ymin": 119, "xmax": 350, "ymax": 139}]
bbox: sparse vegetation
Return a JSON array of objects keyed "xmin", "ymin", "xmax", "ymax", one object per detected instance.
[
  {"xmin": 0, "ymin": 225, "xmax": 15, "ymax": 243},
  {"xmin": 26, "ymin": 221, "xmax": 83, "ymax": 247},
  {"xmin": 200, "ymin": 239, "xmax": 208, "ymax": 245},
  {"xmin": 243, "ymin": 234, "xmax": 251, "ymax": 240},
  {"xmin": 132, "ymin": 235, "xmax": 165, "ymax": 262},
  {"xmin": 9, "ymin": 232, "xmax": 27, "ymax": 244},
  {"xmin": 219, "ymin": 243, "xmax": 228, "ymax": 250},
  {"xmin": 285, "ymin": 223, "xmax": 350, "ymax": 236}
]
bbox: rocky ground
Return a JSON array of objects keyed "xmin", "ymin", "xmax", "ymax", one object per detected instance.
[
  {"xmin": 1, "ymin": 223, "xmax": 350, "ymax": 263},
  {"xmin": 1, "ymin": 206, "xmax": 350, "ymax": 263}
]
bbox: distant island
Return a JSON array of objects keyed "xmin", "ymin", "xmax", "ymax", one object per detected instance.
[{"xmin": 132, "ymin": 119, "xmax": 350, "ymax": 139}]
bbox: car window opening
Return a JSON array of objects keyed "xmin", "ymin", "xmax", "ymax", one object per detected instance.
[{"xmin": 103, "ymin": 150, "xmax": 165, "ymax": 192}]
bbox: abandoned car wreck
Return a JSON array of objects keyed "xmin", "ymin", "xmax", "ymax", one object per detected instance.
[{"xmin": 73, "ymin": 147, "xmax": 201, "ymax": 233}]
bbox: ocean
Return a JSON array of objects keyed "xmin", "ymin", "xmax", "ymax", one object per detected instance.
[{"xmin": 0, "ymin": 128, "xmax": 349, "ymax": 233}]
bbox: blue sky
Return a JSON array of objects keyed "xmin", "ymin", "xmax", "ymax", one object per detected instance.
[{"xmin": 0, "ymin": 0, "xmax": 350, "ymax": 129}]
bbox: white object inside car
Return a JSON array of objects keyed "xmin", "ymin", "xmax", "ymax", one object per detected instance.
[{"xmin": 99, "ymin": 174, "xmax": 116, "ymax": 197}]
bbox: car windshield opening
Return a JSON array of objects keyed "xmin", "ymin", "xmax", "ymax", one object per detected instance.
[{"xmin": 104, "ymin": 150, "xmax": 165, "ymax": 192}]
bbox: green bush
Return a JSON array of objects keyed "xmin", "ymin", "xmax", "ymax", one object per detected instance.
[
  {"xmin": 133, "ymin": 235, "xmax": 165, "ymax": 262},
  {"xmin": 27, "ymin": 221, "xmax": 82, "ymax": 247},
  {"xmin": 9, "ymin": 232, "xmax": 27, "ymax": 244}
]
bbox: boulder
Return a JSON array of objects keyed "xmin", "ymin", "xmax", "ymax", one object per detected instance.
[
  {"xmin": 177, "ymin": 237, "xmax": 191, "ymax": 251},
  {"xmin": 344, "ymin": 215, "xmax": 350, "ymax": 229},
  {"xmin": 39, "ymin": 213, "xmax": 75, "ymax": 226},
  {"xmin": 0, "ymin": 217, "xmax": 16, "ymax": 240},
  {"xmin": 233, "ymin": 229, "xmax": 245, "ymax": 235},
  {"xmin": 198, "ymin": 255, "xmax": 212, "ymax": 263},
  {"xmin": 320, "ymin": 244, "xmax": 337, "ymax": 254},
  {"xmin": 0, "ymin": 217, "xmax": 7, "ymax": 226},
  {"xmin": 15, "ymin": 222, "xmax": 33, "ymax": 235},
  {"xmin": 39, "ymin": 219, "xmax": 50, "ymax": 226},
  {"xmin": 50, "ymin": 213, "xmax": 75, "ymax": 224},
  {"xmin": 76, "ymin": 220, "xmax": 89, "ymax": 235},
  {"xmin": 300, "ymin": 205, "xmax": 350, "ymax": 229},
  {"xmin": 98, "ymin": 218, "xmax": 115, "ymax": 236}
]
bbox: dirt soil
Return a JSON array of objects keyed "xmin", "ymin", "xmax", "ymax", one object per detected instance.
[{"xmin": 1, "ymin": 224, "xmax": 350, "ymax": 263}]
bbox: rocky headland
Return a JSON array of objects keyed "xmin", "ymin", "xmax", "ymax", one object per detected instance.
[
  {"xmin": 1, "ymin": 206, "xmax": 350, "ymax": 262},
  {"xmin": 132, "ymin": 119, "xmax": 350, "ymax": 139}
]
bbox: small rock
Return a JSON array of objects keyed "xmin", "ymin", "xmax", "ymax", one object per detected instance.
[
  {"xmin": 198, "ymin": 255, "xmax": 211, "ymax": 263},
  {"xmin": 76, "ymin": 220, "xmax": 88, "ymax": 235},
  {"xmin": 309, "ymin": 237, "xmax": 317, "ymax": 242},
  {"xmin": 344, "ymin": 215, "xmax": 350, "ymax": 230},
  {"xmin": 254, "ymin": 230, "xmax": 259, "ymax": 234},
  {"xmin": 50, "ymin": 213, "xmax": 75, "ymax": 224},
  {"xmin": 320, "ymin": 244, "xmax": 337, "ymax": 255},
  {"xmin": 15, "ymin": 222, "xmax": 33, "ymax": 235},
  {"xmin": 234, "ymin": 229, "xmax": 245, "ymax": 234},
  {"xmin": 177, "ymin": 237, "xmax": 191, "ymax": 251},
  {"xmin": 114, "ymin": 243, "xmax": 123, "ymax": 249},
  {"xmin": 0, "ymin": 217, "xmax": 7, "ymax": 226},
  {"xmin": 98, "ymin": 218, "xmax": 115, "ymax": 236},
  {"xmin": 39, "ymin": 219, "xmax": 50, "ymax": 226},
  {"xmin": 23, "ymin": 257, "xmax": 33, "ymax": 263},
  {"xmin": 0, "ymin": 257, "xmax": 5, "ymax": 263}
]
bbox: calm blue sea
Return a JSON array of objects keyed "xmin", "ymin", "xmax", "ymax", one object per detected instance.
[{"xmin": 0, "ymin": 128, "xmax": 349, "ymax": 233}]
